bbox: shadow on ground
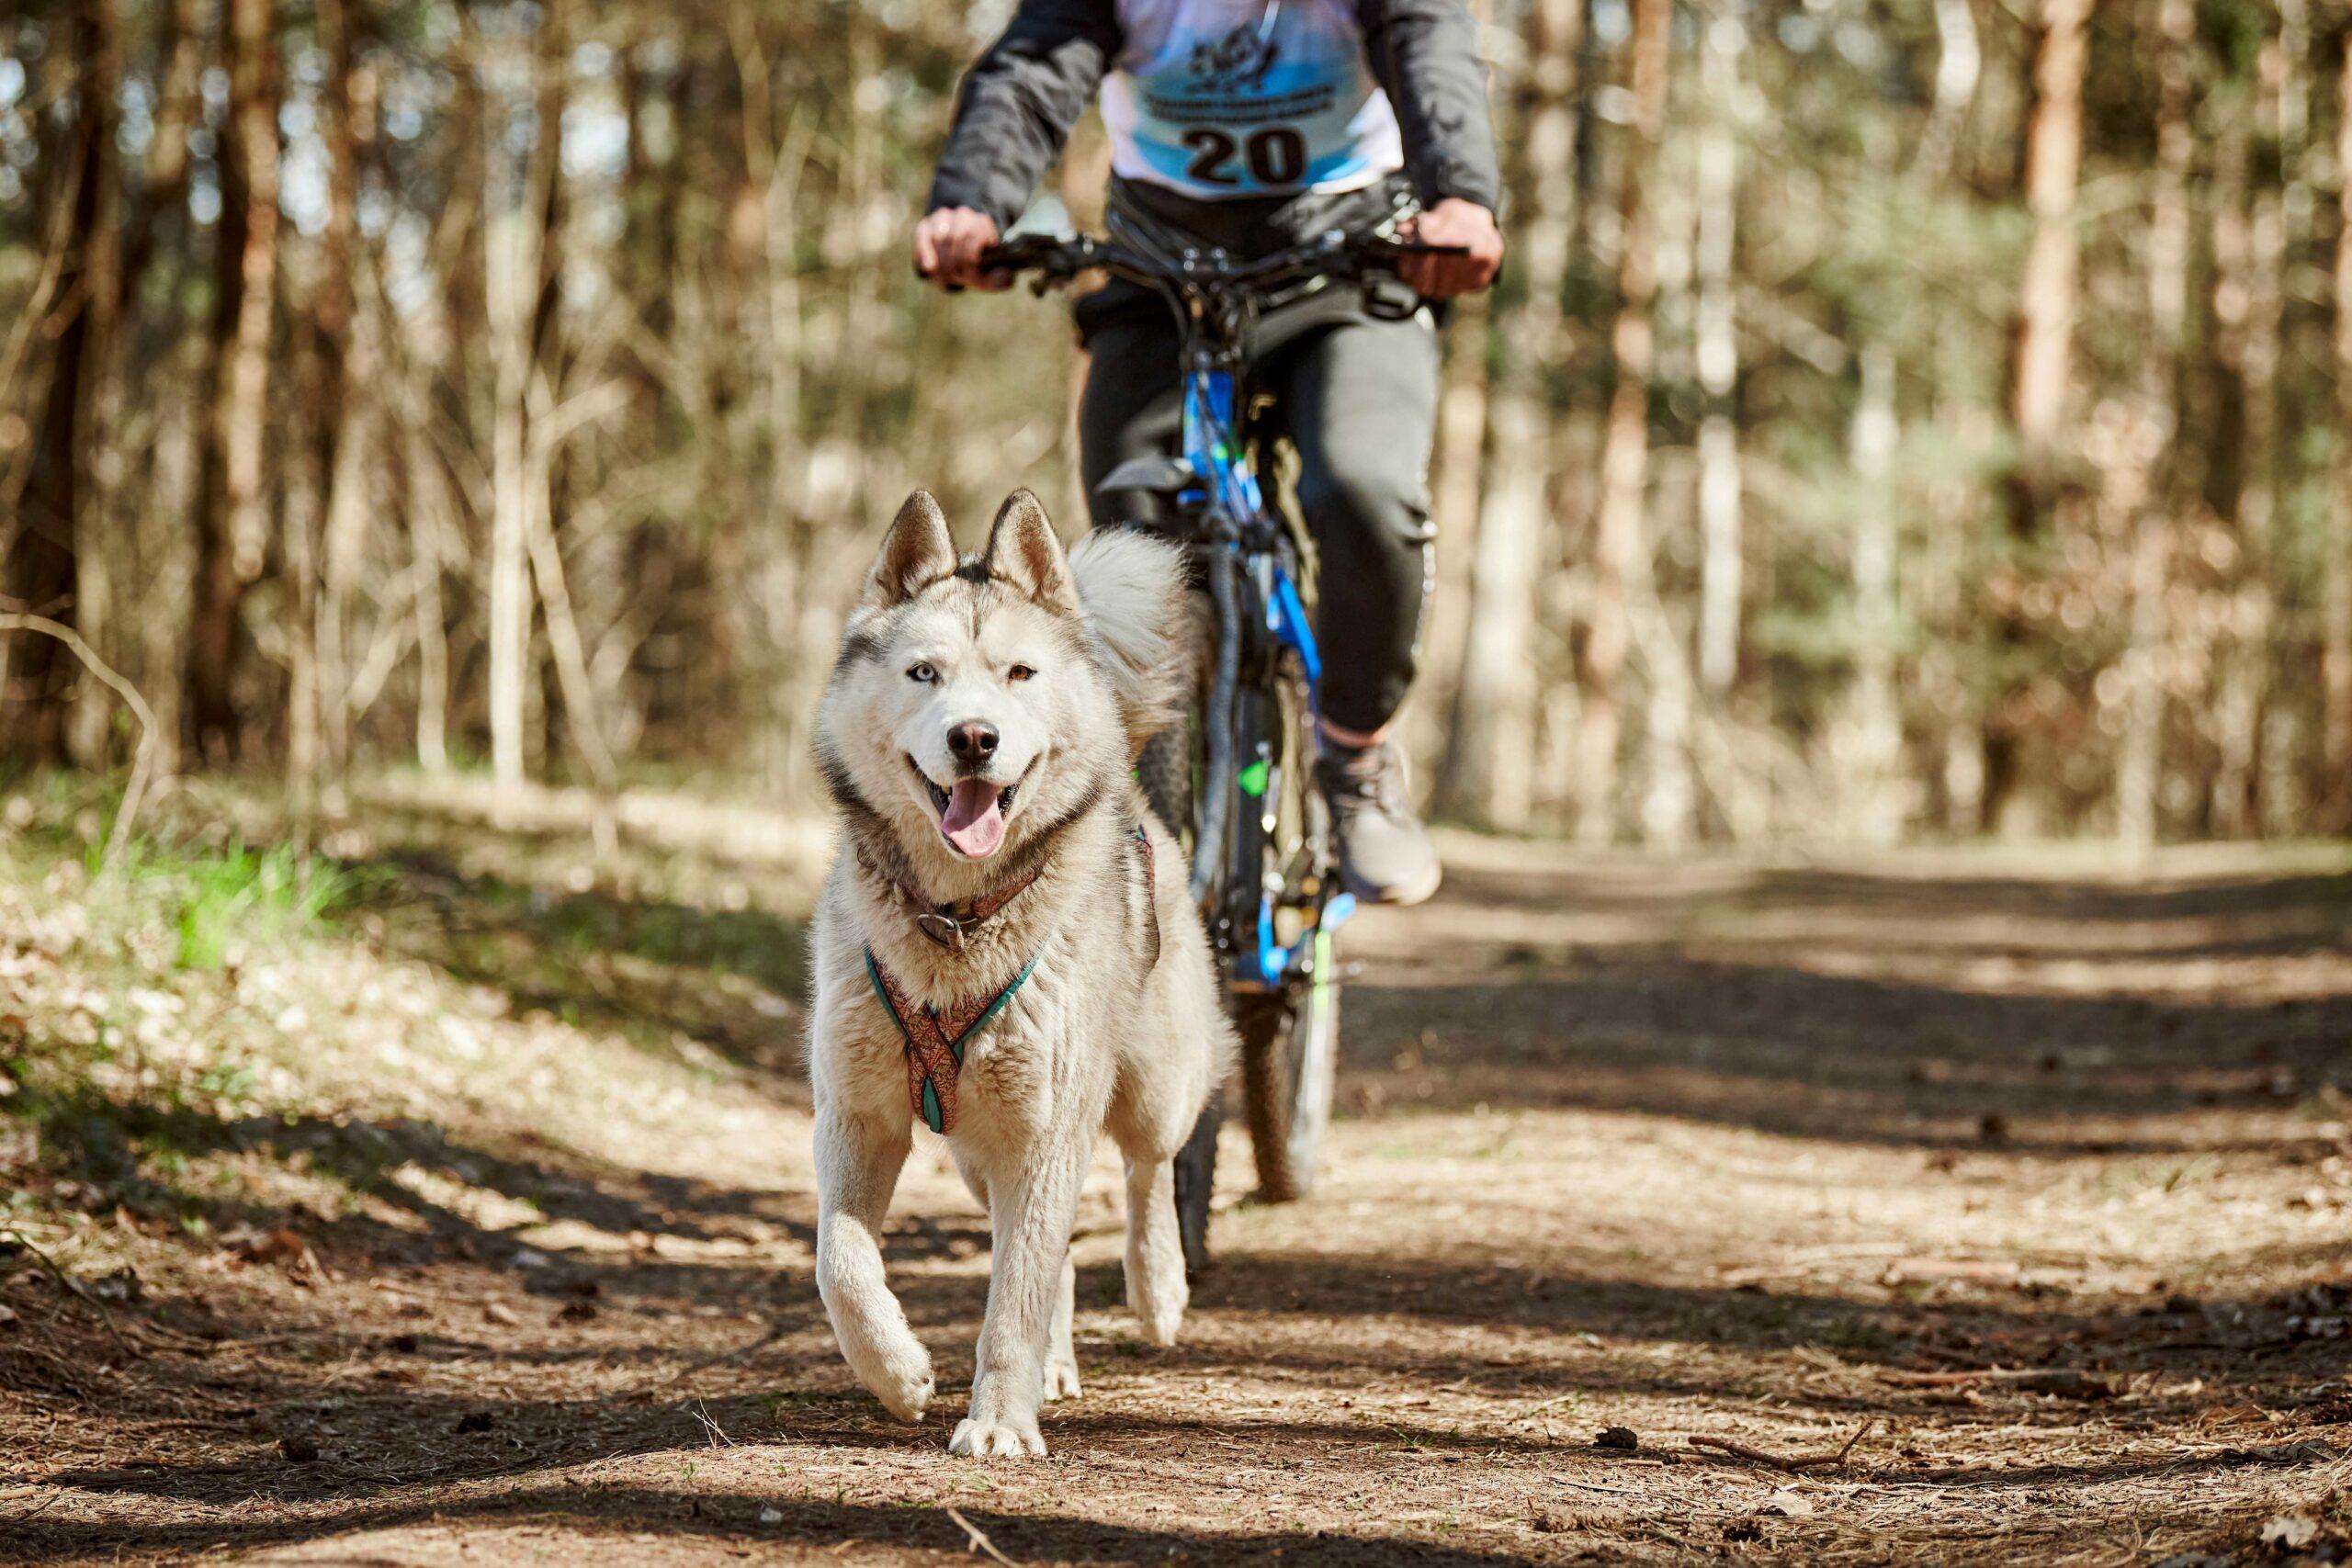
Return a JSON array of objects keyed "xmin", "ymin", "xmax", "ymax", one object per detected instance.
[
  {"xmin": 1344, "ymin": 859, "xmax": 2352, "ymax": 1150},
  {"xmin": 7, "ymin": 1485, "xmax": 1569, "ymax": 1568}
]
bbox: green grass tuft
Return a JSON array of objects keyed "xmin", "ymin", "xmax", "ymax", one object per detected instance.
[{"xmin": 158, "ymin": 843, "xmax": 361, "ymax": 970}]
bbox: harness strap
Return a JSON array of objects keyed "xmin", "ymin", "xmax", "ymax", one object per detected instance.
[
  {"xmin": 865, "ymin": 949, "xmax": 1040, "ymax": 1134},
  {"xmin": 864, "ymin": 818, "xmax": 1155, "ymax": 1136}
]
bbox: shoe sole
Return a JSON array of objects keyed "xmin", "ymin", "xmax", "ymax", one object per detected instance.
[{"xmin": 1340, "ymin": 859, "xmax": 1442, "ymax": 909}]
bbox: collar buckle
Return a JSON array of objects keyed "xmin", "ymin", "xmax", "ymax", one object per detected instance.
[{"xmin": 915, "ymin": 908, "xmax": 968, "ymax": 950}]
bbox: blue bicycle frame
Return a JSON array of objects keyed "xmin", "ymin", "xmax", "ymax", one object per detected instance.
[{"xmin": 1181, "ymin": 367, "xmax": 1356, "ymax": 988}]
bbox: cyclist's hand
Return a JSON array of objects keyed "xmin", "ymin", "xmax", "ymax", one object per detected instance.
[
  {"xmin": 914, "ymin": 207, "xmax": 1010, "ymax": 291},
  {"xmin": 1396, "ymin": 199, "xmax": 1503, "ymax": 298}
]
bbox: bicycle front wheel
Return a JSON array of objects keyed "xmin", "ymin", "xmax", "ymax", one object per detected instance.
[
  {"xmin": 1227, "ymin": 639, "xmax": 1340, "ymax": 1202},
  {"xmin": 1237, "ymin": 931, "xmax": 1340, "ymax": 1202}
]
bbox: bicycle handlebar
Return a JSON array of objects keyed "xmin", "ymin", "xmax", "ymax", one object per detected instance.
[{"xmin": 972, "ymin": 230, "xmax": 1469, "ymax": 299}]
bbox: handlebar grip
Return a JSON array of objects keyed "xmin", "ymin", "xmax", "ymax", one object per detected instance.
[{"xmin": 977, "ymin": 238, "xmax": 1068, "ymax": 272}]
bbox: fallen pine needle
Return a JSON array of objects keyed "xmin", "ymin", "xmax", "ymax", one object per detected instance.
[
  {"xmin": 639, "ymin": 1324, "xmax": 784, "ymax": 1394},
  {"xmin": 1879, "ymin": 1367, "xmax": 2114, "ymax": 1398},
  {"xmin": 946, "ymin": 1506, "xmax": 1018, "ymax": 1565},
  {"xmin": 1507, "ymin": 1393, "xmax": 1585, "ymax": 1425},
  {"xmin": 1688, "ymin": 1419, "xmax": 1877, "ymax": 1472},
  {"xmin": 0, "ymin": 1228, "xmax": 135, "ymax": 1358}
]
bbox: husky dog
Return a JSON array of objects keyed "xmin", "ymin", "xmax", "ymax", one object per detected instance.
[{"xmin": 808, "ymin": 488, "xmax": 1235, "ymax": 1458}]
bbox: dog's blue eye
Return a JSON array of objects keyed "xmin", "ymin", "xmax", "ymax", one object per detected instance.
[
  {"xmin": 1007, "ymin": 664, "xmax": 1035, "ymax": 683},
  {"xmin": 908, "ymin": 662, "xmax": 936, "ymax": 683}
]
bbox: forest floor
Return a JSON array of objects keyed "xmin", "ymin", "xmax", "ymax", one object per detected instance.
[{"xmin": 3, "ymin": 773, "xmax": 2351, "ymax": 1566}]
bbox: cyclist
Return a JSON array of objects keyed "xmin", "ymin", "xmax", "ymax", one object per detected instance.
[{"xmin": 913, "ymin": 0, "xmax": 1503, "ymax": 908}]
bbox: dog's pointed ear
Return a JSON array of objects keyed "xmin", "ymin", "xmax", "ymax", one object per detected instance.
[
  {"xmin": 858, "ymin": 491, "xmax": 956, "ymax": 612},
  {"xmin": 982, "ymin": 489, "xmax": 1079, "ymax": 614}
]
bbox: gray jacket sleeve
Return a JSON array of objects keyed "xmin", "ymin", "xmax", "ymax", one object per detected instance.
[
  {"xmin": 926, "ymin": 0, "xmax": 1121, "ymax": 229},
  {"xmin": 1360, "ymin": 0, "xmax": 1504, "ymax": 214}
]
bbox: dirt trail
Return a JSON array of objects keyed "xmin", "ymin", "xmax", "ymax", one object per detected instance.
[{"xmin": 5, "ymin": 814, "xmax": 2351, "ymax": 1565}]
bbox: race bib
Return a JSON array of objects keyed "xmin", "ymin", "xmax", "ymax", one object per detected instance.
[{"xmin": 1101, "ymin": 0, "xmax": 1405, "ymax": 199}]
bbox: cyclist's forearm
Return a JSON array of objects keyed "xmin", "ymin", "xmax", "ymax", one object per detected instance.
[
  {"xmin": 928, "ymin": 0, "xmax": 1119, "ymax": 230},
  {"xmin": 1359, "ymin": 0, "xmax": 1503, "ymax": 216}
]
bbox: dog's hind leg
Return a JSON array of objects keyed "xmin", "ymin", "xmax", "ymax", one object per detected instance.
[
  {"xmin": 814, "ymin": 1101, "xmax": 934, "ymax": 1422},
  {"xmin": 1042, "ymin": 1254, "xmax": 1080, "ymax": 1402},
  {"xmin": 1122, "ymin": 1154, "xmax": 1189, "ymax": 1346}
]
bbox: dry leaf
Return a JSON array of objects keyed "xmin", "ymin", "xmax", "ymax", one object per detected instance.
[
  {"xmin": 483, "ymin": 1301, "xmax": 521, "ymax": 1326},
  {"xmin": 2193, "ymin": 1404, "xmax": 2272, "ymax": 1429},
  {"xmin": 1760, "ymin": 1489, "xmax": 1814, "ymax": 1517}
]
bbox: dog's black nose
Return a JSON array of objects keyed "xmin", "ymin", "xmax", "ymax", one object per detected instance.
[{"xmin": 947, "ymin": 721, "xmax": 999, "ymax": 763}]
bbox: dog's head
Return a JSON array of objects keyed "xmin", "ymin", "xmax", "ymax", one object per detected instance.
[{"xmin": 817, "ymin": 489, "xmax": 1185, "ymax": 872}]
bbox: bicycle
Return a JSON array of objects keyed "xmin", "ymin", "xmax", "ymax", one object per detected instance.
[{"xmin": 978, "ymin": 223, "xmax": 1463, "ymax": 1271}]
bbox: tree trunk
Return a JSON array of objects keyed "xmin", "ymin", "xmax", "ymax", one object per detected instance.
[
  {"xmin": 114, "ymin": 0, "xmax": 209, "ymax": 777},
  {"xmin": 486, "ymin": 218, "xmax": 535, "ymax": 794},
  {"xmin": 3, "ymin": 13, "xmax": 112, "ymax": 767},
  {"xmin": 1916, "ymin": 0, "xmax": 1983, "ymax": 184},
  {"xmin": 1441, "ymin": 0, "xmax": 1581, "ymax": 829},
  {"xmin": 1983, "ymin": 0, "xmax": 2093, "ymax": 833},
  {"xmin": 402, "ymin": 405, "xmax": 454, "ymax": 776},
  {"xmin": 186, "ymin": 0, "xmax": 281, "ymax": 767},
  {"xmin": 2114, "ymin": 0, "xmax": 2194, "ymax": 852},
  {"xmin": 64, "ymin": 1, "xmax": 123, "ymax": 771},
  {"xmin": 2210, "ymin": 47, "xmax": 2285, "ymax": 838},
  {"xmin": 1909, "ymin": 0, "xmax": 1981, "ymax": 837},
  {"xmin": 1412, "ymin": 293, "xmax": 1489, "ymax": 785},
  {"xmin": 2324, "ymin": 30, "xmax": 2352, "ymax": 819},
  {"xmin": 730, "ymin": 1, "xmax": 817, "ymax": 794},
  {"xmin": 482, "ymin": 6, "xmax": 564, "ymax": 796},
  {"xmin": 1693, "ymin": 3, "xmax": 1744, "ymax": 701},
  {"xmin": 311, "ymin": 0, "xmax": 379, "ymax": 787},
  {"xmin": 1577, "ymin": 0, "xmax": 1669, "ymax": 844},
  {"xmin": 1843, "ymin": 344, "xmax": 1905, "ymax": 844}
]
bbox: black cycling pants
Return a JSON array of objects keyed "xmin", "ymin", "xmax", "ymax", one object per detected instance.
[{"xmin": 1077, "ymin": 310, "xmax": 1441, "ymax": 738}]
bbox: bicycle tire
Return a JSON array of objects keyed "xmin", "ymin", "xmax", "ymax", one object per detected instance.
[
  {"xmin": 1228, "ymin": 651, "xmax": 1340, "ymax": 1202},
  {"xmin": 1238, "ymin": 960, "xmax": 1339, "ymax": 1201}
]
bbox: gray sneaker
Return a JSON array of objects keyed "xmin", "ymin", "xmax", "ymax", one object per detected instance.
[{"xmin": 1317, "ymin": 741, "xmax": 1442, "ymax": 907}]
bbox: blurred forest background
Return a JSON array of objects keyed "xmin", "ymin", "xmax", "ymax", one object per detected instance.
[{"xmin": 3, "ymin": 0, "xmax": 2350, "ymax": 847}]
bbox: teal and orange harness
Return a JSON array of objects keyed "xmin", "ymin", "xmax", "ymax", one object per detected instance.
[{"xmin": 865, "ymin": 827, "xmax": 1155, "ymax": 1135}]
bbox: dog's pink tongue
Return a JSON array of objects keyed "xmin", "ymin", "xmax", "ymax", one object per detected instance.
[{"xmin": 941, "ymin": 779, "xmax": 1006, "ymax": 857}]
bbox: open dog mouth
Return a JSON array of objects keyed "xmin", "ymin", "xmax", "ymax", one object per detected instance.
[{"xmin": 909, "ymin": 756, "xmax": 1024, "ymax": 860}]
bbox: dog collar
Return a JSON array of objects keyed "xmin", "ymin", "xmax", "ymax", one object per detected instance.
[
  {"xmin": 865, "ymin": 949, "xmax": 1039, "ymax": 1134},
  {"xmin": 859, "ymin": 850, "xmax": 1045, "ymax": 953}
]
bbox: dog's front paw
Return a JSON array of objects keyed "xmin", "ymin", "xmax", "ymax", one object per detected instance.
[
  {"xmin": 1127, "ymin": 1274, "xmax": 1187, "ymax": 1348},
  {"xmin": 1041, "ymin": 1353, "xmax": 1081, "ymax": 1403},
  {"xmin": 877, "ymin": 1364, "xmax": 935, "ymax": 1423},
  {"xmin": 948, "ymin": 1412, "xmax": 1046, "ymax": 1458},
  {"xmin": 854, "ymin": 1340, "xmax": 934, "ymax": 1423}
]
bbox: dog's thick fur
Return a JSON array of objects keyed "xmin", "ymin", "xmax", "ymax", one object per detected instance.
[{"xmin": 808, "ymin": 489, "xmax": 1235, "ymax": 1458}]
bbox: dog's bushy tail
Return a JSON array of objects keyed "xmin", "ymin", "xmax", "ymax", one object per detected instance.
[{"xmin": 1069, "ymin": 528, "xmax": 1189, "ymax": 750}]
